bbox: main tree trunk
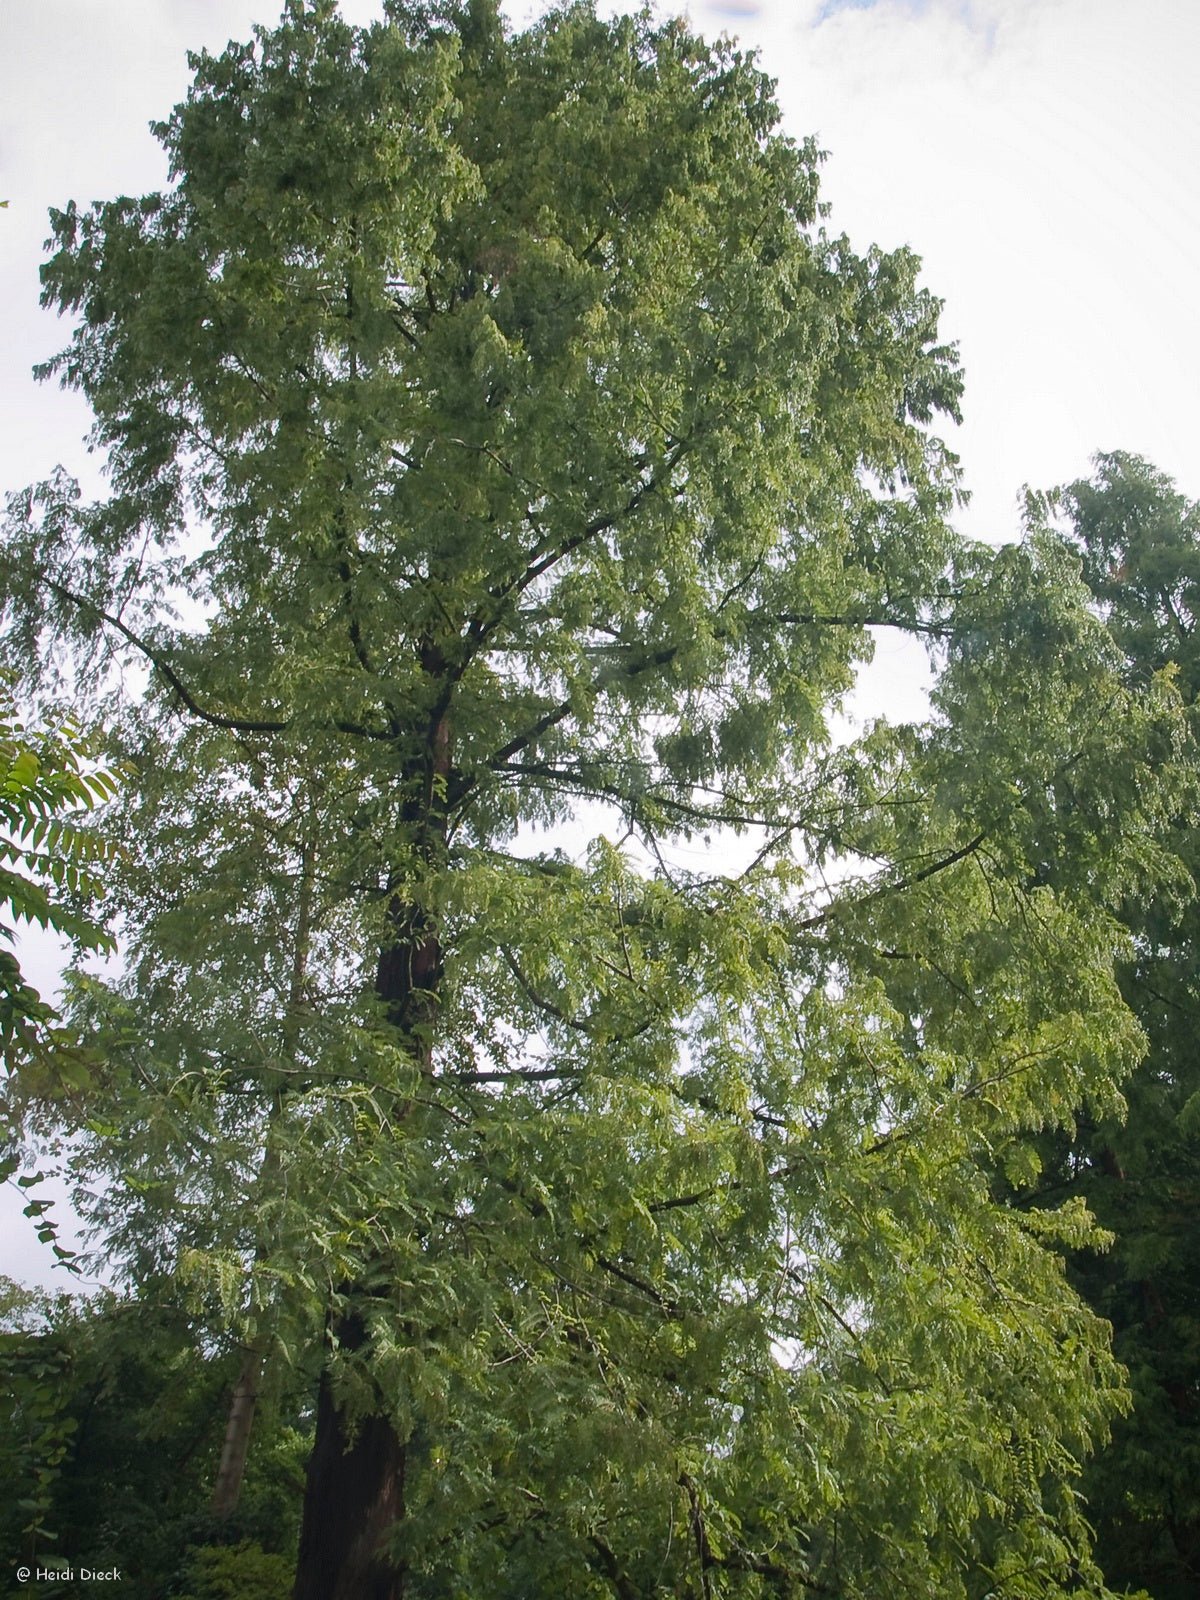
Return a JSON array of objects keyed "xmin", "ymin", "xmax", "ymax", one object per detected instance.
[
  {"xmin": 292, "ymin": 700, "xmax": 450, "ymax": 1599},
  {"xmin": 293, "ymin": 1308, "xmax": 408, "ymax": 1600}
]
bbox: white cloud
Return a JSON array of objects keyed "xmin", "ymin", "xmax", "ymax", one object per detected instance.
[{"xmin": 690, "ymin": 0, "xmax": 1200, "ymax": 537}]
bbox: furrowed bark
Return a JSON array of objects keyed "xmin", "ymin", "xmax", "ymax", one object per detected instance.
[{"xmin": 293, "ymin": 1307, "xmax": 408, "ymax": 1600}]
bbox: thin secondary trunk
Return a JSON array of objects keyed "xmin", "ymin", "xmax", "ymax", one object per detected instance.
[
  {"xmin": 293, "ymin": 696, "xmax": 451, "ymax": 1600},
  {"xmin": 211, "ymin": 1344, "xmax": 264, "ymax": 1519}
]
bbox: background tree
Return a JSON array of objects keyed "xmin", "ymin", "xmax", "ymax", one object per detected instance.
[
  {"xmin": 1, "ymin": 3, "xmax": 1188, "ymax": 1597},
  {"xmin": 1022, "ymin": 453, "xmax": 1200, "ymax": 1600},
  {"xmin": 0, "ymin": 1276, "xmax": 304, "ymax": 1598}
]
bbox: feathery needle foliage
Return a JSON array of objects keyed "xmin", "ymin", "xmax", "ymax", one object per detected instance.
[{"xmin": 1, "ymin": 4, "xmax": 1192, "ymax": 1596}]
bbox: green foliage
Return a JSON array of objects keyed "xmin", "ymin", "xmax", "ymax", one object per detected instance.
[
  {"xmin": 0, "ymin": 680, "xmax": 120, "ymax": 1274},
  {"xmin": 0, "ymin": 1279, "xmax": 77, "ymax": 1565},
  {"xmin": 1022, "ymin": 455, "xmax": 1200, "ymax": 1600},
  {"xmin": 0, "ymin": 676, "xmax": 118, "ymax": 1070},
  {"xmin": 174, "ymin": 1542, "xmax": 295, "ymax": 1600},
  {"xmin": 1, "ymin": 4, "xmax": 1189, "ymax": 1596},
  {"xmin": 0, "ymin": 1283, "xmax": 307, "ymax": 1598},
  {"xmin": 1042, "ymin": 453, "xmax": 1200, "ymax": 699}
]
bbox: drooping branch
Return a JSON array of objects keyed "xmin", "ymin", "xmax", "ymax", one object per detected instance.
[
  {"xmin": 679, "ymin": 1470, "xmax": 838, "ymax": 1596},
  {"xmin": 498, "ymin": 945, "xmax": 654, "ymax": 1045},
  {"xmin": 45, "ymin": 577, "xmax": 292, "ymax": 734},
  {"xmin": 43, "ymin": 576, "xmax": 394, "ymax": 741}
]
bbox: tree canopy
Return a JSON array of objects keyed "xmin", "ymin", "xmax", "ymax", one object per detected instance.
[{"xmin": 1, "ymin": 4, "xmax": 1190, "ymax": 1597}]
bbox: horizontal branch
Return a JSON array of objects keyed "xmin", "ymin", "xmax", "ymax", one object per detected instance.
[
  {"xmin": 773, "ymin": 607, "xmax": 954, "ymax": 638},
  {"xmin": 445, "ymin": 1067, "xmax": 578, "ymax": 1085}
]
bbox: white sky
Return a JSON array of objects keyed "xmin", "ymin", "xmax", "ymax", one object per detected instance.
[{"xmin": 2, "ymin": 0, "xmax": 1197, "ymax": 1287}]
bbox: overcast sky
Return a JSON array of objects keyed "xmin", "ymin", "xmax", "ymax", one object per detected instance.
[{"xmin": 2, "ymin": 0, "xmax": 1197, "ymax": 1287}]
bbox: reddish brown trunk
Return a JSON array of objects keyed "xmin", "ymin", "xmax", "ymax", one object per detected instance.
[{"xmin": 293, "ymin": 1310, "xmax": 407, "ymax": 1600}]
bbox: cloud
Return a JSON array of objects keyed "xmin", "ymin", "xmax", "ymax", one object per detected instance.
[
  {"xmin": 700, "ymin": 0, "xmax": 1200, "ymax": 537},
  {"xmin": 816, "ymin": 0, "xmax": 899, "ymax": 21},
  {"xmin": 708, "ymin": 1, "xmax": 763, "ymax": 19}
]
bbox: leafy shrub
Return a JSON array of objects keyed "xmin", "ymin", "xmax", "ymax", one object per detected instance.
[{"xmin": 175, "ymin": 1541, "xmax": 293, "ymax": 1600}]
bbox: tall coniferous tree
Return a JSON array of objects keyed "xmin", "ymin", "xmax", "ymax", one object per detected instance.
[{"xmin": 2, "ymin": 5, "xmax": 1187, "ymax": 1595}]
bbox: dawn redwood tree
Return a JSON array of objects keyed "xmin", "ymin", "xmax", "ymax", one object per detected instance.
[{"xmin": 1, "ymin": 3, "xmax": 1188, "ymax": 1596}]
